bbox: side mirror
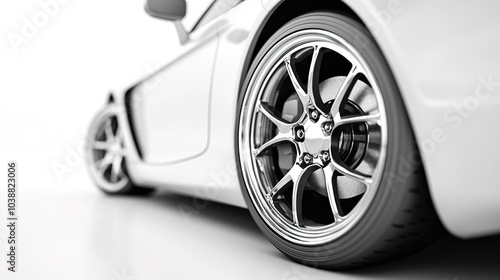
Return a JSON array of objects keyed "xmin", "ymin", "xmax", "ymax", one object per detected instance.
[
  {"xmin": 145, "ymin": 0, "xmax": 186, "ymax": 21},
  {"xmin": 145, "ymin": 0, "xmax": 189, "ymax": 45}
]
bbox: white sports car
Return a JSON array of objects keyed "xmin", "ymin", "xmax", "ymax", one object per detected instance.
[{"xmin": 85, "ymin": 0, "xmax": 500, "ymax": 269}]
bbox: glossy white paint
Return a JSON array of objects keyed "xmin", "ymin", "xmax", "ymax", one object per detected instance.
[
  {"xmin": 131, "ymin": 20, "xmax": 220, "ymax": 164},
  {"xmin": 108, "ymin": 0, "xmax": 500, "ymax": 237}
]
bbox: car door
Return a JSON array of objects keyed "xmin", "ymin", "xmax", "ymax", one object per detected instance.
[{"xmin": 131, "ymin": 0, "xmax": 243, "ymax": 164}]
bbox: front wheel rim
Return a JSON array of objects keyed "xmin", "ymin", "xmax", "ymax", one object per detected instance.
[{"xmin": 239, "ymin": 29, "xmax": 388, "ymax": 245}]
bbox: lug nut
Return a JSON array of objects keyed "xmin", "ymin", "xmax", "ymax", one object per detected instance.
[
  {"xmin": 293, "ymin": 126, "xmax": 305, "ymax": 142},
  {"xmin": 297, "ymin": 129, "xmax": 304, "ymax": 139},
  {"xmin": 320, "ymin": 151, "xmax": 330, "ymax": 163},
  {"xmin": 310, "ymin": 109, "xmax": 319, "ymax": 121},
  {"xmin": 302, "ymin": 153, "xmax": 313, "ymax": 165},
  {"xmin": 322, "ymin": 122, "xmax": 333, "ymax": 134}
]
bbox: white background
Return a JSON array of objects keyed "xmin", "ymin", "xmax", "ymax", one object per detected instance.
[
  {"xmin": 0, "ymin": 0, "xmax": 212, "ymax": 192},
  {"xmin": 0, "ymin": 0, "xmax": 499, "ymax": 279}
]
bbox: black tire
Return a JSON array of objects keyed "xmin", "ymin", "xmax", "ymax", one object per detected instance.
[{"xmin": 236, "ymin": 12, "xmax": 443, "ymax": 269}]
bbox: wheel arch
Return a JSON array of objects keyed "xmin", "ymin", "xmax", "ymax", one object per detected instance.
[
  {"xmin": 252, "ymin": 0, "xmax": 362, "ymax": 63},
  {"xmin": 241, "ymin": 0, "xmax": 363, "ymax": 93}
]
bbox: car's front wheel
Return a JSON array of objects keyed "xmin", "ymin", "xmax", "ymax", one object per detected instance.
[{"xmin": 236, "ymin": 12, "xmax": 442, "ymax": 269}]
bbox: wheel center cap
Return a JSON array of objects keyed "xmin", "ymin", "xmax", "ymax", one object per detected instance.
[{"xmin": 304, "ymin": 124, "xmax": 328, "ymax": 154}]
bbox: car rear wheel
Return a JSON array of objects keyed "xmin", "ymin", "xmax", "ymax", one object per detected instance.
[
  {"xmin": 85, "ymin": 107, "xmax": 154, "ymax": 195},
  {"xmin": 237, "ymin": 12, "xmax": 442, "ymax": 269}
]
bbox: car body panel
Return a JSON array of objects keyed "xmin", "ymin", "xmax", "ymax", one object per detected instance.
[
  {"xmin": 130, "ymin": 18, "xmax": 221, "ymax": 164},
  {"xmin": 109, "ymin": 0, "xmax": 500, "ymax": 237}
]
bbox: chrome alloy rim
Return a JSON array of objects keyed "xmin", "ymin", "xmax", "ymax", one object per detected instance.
[
  {"xmin": 87, "ymin": 114, "xmax": 129, "ymax": 192},
  {"xmin": 238, "ymin": 30, "xmax": 388, "ymax": 245}
]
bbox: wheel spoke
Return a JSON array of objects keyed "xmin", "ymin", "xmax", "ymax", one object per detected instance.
[
  {"xmin": 258, "ymin": 102, "xmax": 294, "ymax": 133},
  {"xmin": 284, "ymin": 57, "xmax": 307, "ymax": 99},
  {"xmin": 331, "ymin": 65, "xmax": 361, "ymax": 120},
  {"xmin": 291, "ymin": 165, "xmax": 318, "ymax": 226},
  {"xmin": 97, "ymin": 153, "xmax": 113, "ymax": 175},
  {"xmin": 331, "ymin": 160, "xmax": 372, "ymax": 185},
  {"xmin": 335, "ymin": 113, "xmax": 381, "ymax": 128},
  {"xmin": 307, "ymin": 46, "xmax": 328, "ymax": 115},
  {"xmin": 115, "ymin": 125, "xmax": 123, "ymax": 143},
  {"xmin": 266, "ymin": 164, "xmax": 319, "ymax": 226},
  {"xmin": 255, "ymin": 133, "xmax": 293, "ymax": 156},
  {"xmin": 266, "ymin": 165, "xmax": 296, "ymax": 202},
  {"xmin": 110, "ymin": 155, "xmax": 123, "ymax": 183},
  {"xmin": 104, "ymin": 119, "xmax": 115, "ymax": 141},
  {"xmin": 92, "ymin": 141, "xmax": 110, "ymax": 150},
  {"xmin": 323, "ymin": 165, "xmax": 341, "ymax": 222}
]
